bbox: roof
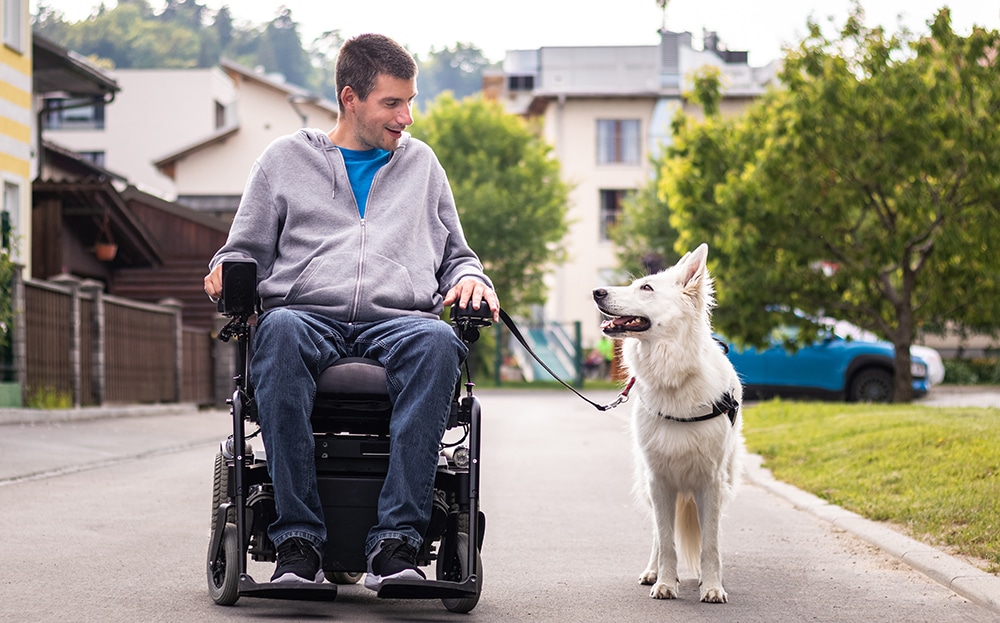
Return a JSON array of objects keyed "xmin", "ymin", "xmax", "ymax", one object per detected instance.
[
  {"xmin": 152, "ymin": 59, "xmax": 338, "ymax": 170},
  {"xmin": 219, "ymin": 57, "xmax": 339, "ymax": 115},
  {"xmin": 119, "ymin": 185, "xmax": 231, "ymax": 234},
  {"xmin": 153, "ymin": 124, "xmax": 240, "ymax": 169},
  {"xmin": 33, "ymin": 33, "xmax": 120, "ymax": 97},
  {"xmin": 41, "ymin": 139, "xmax": 128, "ymax": 183}
]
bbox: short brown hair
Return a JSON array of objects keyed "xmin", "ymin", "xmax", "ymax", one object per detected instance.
[{"xmin": 335, "ymin": 34, "xmax": 417, "ymax": 109}]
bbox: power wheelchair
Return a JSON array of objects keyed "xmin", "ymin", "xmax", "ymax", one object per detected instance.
[{"xmin": 206, "ymin": 260, "xmax": 491, "ymax": 613}]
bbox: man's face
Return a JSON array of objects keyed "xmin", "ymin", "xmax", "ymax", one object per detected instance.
[{"xmin": 351, "ymin": 74, "xmax": 417, "ymax": 151}]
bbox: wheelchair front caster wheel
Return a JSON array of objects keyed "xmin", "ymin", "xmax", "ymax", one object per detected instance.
[
  {"xmin": 207, "ymin": 523, "xmax": 241, "ymax": 605},
  {"xmin": 436, "ymin": 532, "xmax": 482, "ymax": 613},
  {"xmin": 326, "ymin": 571, "xmax": 364, "ymax": 585}
]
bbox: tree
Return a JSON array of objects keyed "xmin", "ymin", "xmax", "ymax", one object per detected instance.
[
  {"xmin": 415, "ymin": 43, "xmax": 495, "ymax": 109},
  {"xmin": 409, "ymin": 93, "xmax": 570, "ymax": 316},
  {"xmin": 257, "ymin": 7, "xmax": 310, "ymax": 87},
  {"xmin": 610, "ymin": 147, "xmax": 678, "ymax": 277},
  {"xmin": 662, "ymin": 5, "xmax": 1000, "ymax": 402}
]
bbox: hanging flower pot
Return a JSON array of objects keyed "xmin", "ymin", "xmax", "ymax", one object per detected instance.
[
  {"xmin": 94, "ymin": 211, "xmax": 117, "ymax": 261},
  {"xmin": 94, "ymin": 242, "xmax": 118, "ymax": 261}
]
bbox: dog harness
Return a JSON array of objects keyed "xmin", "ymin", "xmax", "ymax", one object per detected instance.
[{"xmin": 652, "ymin": 390, "xmax": 740, "ymax": 427}]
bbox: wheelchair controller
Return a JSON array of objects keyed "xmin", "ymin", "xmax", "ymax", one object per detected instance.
[{"xmin": 207, "ymin": 261, "xmax": 489, "ymax": 612}]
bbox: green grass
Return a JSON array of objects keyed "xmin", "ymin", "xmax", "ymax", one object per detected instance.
[{"xmin": 743, "ymin": 399, "xmax": 1000, "ymax": 573}]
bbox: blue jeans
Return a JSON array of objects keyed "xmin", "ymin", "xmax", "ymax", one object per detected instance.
[{"xmin": 249, "ymin": 308, "xmax": 468, "ymax": 556}]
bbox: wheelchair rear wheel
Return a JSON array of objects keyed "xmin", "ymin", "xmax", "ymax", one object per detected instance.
[
  {"xmin": 208, "ymin": 523, "xmax": 241, "ymax": 605},
  {"xmin": 436, "ymin": 532, "xmax": 482, "ymax": 613},
  {"xmin": 210, "ymin": 452, "xmax": 235, "ymax": 532}
]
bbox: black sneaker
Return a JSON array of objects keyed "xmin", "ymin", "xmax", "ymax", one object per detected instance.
[
  {"xmin": 364, "ymin": 538, "xmax": 426, "ymax": 589},
  {"xmin": 271, "ymin": 537, "xmax": 324, "ymax": 583}
]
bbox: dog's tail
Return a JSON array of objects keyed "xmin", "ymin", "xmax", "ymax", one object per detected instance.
[{"xmin": 676, "ymin": 493, "xmax": 701, "ymax": 577}]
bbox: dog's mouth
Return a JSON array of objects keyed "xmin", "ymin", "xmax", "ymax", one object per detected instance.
[{"xmin": 600, "ymin": 314, "xmax": 651, "ymax": 334}]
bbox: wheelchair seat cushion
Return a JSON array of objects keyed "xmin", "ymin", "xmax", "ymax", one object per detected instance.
[{"xmin": 317, "ymin": 357, "xmax": 388, "ymax": 396}]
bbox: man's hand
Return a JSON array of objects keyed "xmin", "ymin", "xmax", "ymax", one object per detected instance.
[
  {"xmin": 443, "ymin": 277, "xmax": 500, "ymax": 323},
  {"xmin": 204, "ymin": 264, "xmax": 223, "ymax": 301}
]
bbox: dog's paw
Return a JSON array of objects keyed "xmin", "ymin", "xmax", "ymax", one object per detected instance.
[
  {"xmin": 649, "ymin": 580, "xmax": 679, "ymax": 599},
  {"xmin": 700, "ymin": 585, "xmax": 728, "ymax": 603},
  {"xmin": 638, "ymin": 569, "xmax": 657, "ymax": 585}
]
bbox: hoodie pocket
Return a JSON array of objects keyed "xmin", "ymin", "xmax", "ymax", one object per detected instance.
[
  {"xmin": 284, "ymin": 253, "xmax": 358, "ymax": 306},
  {"xmin": 360, "ymin": 254, "xmax": 416, "ymax": 312}
]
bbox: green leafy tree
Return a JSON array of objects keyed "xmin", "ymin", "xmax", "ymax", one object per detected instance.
[
  {"xmin": 414, "ymin": 43, "xmax": 495, "ymax": 109},
  {"xmin": 256, "ymin": 7, "xmax": 310, "ymax": 88},
  {"xmin": 663, "ymin": 5, "xmax": 1000, "ymax": 402},
  {"xmin": 0, "ymin": 242, "xmax": 18, "ymax": 353},
  {"xmin": 409, "ymin": 93, "xmax": 570, "ymax": 315}
]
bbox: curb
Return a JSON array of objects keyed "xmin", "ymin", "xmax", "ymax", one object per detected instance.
[
  {"xmin": 0, "ymin": 403, "xmax": 207, "ymax": 426},
  {"xmin": 745, "ymin": 453, "xmax": 1000, "ymax": 615}
]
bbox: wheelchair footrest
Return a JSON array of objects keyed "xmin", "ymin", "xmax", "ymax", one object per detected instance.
[
  {"xmin": 238, "ymin": 574, "xmax": 339, "ymax": 601},
  {"xmin": 376, "ymin": 576, "xmax": 479, "ymax": 600}
]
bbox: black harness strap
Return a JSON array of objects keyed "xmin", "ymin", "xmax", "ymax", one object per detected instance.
[{"xmin": 655, "ymin": 391, "xmax": 740, "ymax": 427}]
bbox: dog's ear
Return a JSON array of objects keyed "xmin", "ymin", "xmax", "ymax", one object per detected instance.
[{"xmin": 681, "ymin": 244, "xmax": 709, "ymax": 288}]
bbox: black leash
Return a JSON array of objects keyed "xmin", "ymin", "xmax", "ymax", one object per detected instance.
[
  {"xmin": 499, "ymin": 308, "xmax": 631, "ymax": 411},
  {"xmin": 498, "ymin": 308, "xmax": 739, "ymax": 425}
]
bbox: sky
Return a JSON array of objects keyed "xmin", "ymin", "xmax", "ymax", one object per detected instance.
[{"xmin": 30, "ymin": 0, "xmax": 1000, "ymax": 66}]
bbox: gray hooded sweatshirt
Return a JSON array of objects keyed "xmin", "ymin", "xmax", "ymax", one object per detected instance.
[{"xmin": 209, "ymin": 128, "xmax": 492, "ymax": 322}]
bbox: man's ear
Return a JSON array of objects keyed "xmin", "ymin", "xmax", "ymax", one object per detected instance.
[{"xmin": 339, "ymin": 85, "xmax": 357, "ymax": 111}]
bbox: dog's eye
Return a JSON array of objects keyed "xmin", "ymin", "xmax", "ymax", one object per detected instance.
[{"xmin": 640, "ymin": 283, "xmax": 654, "ymax": 292}]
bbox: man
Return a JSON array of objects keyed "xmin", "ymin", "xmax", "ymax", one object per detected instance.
[{"xmin": 203, "ymin": 33, "xmax": 499, "ymax": 590}]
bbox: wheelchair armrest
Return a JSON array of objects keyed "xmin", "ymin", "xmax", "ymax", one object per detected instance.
[{"xmin": 218, "ymin": 260, "xmax": 259, "ymax": 318}]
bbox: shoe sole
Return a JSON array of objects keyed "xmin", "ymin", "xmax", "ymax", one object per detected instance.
[
  {"xmin": 363, "ymin": 568, "xmax": 425, "ymax": 590},
  {"xmin": 271, "ymin": 571, "xmax": 325, "ymax": 584}
]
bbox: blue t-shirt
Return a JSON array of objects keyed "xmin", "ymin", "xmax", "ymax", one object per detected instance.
[{"xmin": 340, "ymin": 147, "xmax": 391, "ymax": 218}]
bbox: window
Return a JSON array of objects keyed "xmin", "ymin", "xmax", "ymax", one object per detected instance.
[
  {"xmin": 2, "ymin": 181, "xmax": 19, "ymax": 250},
  {"xmin": 43, "ymin": 97, "xmax": 106, "ymax": 130},
  {"xmin": 507, "ymin": 75, "xmax": 535, "ymax": 91},
  {"xmin": 215, "ymin": 101, "xmax": 226, "ymax": 129},
  {"xmin": 599, "ymin": 189, "xmax": 632, "ymax": 240},
  {"xmin": 78, "ymin": 151, "xmax": 106, "ymax": 168},
  {"xmin": 2, "ymin": 0, "xmax": 23, "ymax": 52},
  {"xmin": 596, "ymin": 119, "xmax": 640, "ymax": 165}
]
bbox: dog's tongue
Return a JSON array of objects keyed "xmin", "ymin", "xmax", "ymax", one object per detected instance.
[{"xmin": 601, "ymin": 316, "xmax": 634, "ymax": 329}]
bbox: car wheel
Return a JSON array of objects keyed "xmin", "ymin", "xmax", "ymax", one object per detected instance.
[{"xmin": 849, "ymin": 368, "xmax": 893, "ymax": 403}]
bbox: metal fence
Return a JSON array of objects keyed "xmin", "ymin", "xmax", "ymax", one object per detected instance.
[{"xmin": 13, "ymin": 271, "xmax": 215, "ymax": 407}]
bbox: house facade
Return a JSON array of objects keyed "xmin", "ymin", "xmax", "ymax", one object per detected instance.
[
  {"xmin": 1, "ymin": 0, "xmax": 30, "ymax": 272},
  {"xmin": 42, "ymin": 66, "xmax": 238, "ymax": 201},
  {"xmin": 155, "ymin": 59, "xmax": 338, "ymax": 222},
  {"xmin": 44, "ymin": 58, "xmax": 337, "ymax": 218},
  {"xmin": 496, "ymin": 29, "xmax": 777, "ymax": 348}
]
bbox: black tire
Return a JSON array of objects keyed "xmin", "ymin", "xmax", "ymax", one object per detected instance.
[
  {"xmin": 210, "ymin": 453, "xmax": 235, "ymax": 535},
  {"xmin": 325, "ymin": 571, "xmax": 364, "ymax": 584},
  {"xmin": 208, "ymin": 523, "xmax": 241, "ymax": 606},
  {"xmin": 436, "ymin": 532, "xmax": 482, "ymax": 613},
  {"xmin": 849, "ymin": 368, "xmax": 893, "ymax": 403}
]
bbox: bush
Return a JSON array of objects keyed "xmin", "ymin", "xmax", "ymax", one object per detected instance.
[{"xmin": 943, "ymin": 358, "xmax": 1000, "ymax": 385}]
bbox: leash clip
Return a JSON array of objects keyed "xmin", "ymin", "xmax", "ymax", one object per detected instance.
[{"xmin": 599, "ymin": 376, "xmax": 635, "ymax": 411}]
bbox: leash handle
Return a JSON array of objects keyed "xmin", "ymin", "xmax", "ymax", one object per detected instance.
[{"xmin": 498, "ymin": 308, "xmax": 628, "ymax": 412}]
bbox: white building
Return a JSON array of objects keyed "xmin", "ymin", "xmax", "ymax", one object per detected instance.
[
  {"xmin": 43, "ymin": 59, "xmax": 338, "ymax": 217},
  {"xmin": 497, "ymin": 29, "xmax": 777, "ymax": 348}
]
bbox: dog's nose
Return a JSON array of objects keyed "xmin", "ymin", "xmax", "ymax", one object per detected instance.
[{"xmin": 593, "ymin": 288, "xmax": 607, "ymax": 301}]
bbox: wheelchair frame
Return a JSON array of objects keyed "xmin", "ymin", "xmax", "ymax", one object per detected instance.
[{"xmin": 206, "ymin": 260, "xmax": 492, "ymax": 613}]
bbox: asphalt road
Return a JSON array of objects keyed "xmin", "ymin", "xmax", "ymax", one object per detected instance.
[{"xmin": 1, "ymin": 388, "xmax": 997, "ymax": 622}]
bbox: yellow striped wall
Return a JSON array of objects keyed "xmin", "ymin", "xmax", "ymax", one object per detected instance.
[{"xmin": 0, "ymin": 0, "xmax": 33, "ymax": 272}]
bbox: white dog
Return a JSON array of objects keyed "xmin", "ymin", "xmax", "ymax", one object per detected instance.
[{"xmin": 592, "ymin": 243, "xmax": 744, "ymax": 603}]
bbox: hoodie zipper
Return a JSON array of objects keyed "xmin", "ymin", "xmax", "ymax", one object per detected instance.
[{"xmin": 325, "ymin": 136, "xmax": 402, "ymax": 322}]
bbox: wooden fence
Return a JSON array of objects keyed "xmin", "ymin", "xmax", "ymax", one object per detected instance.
[{"xmin": 10, "ymin": 270, "xmax": 216, "ymax": 407}]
